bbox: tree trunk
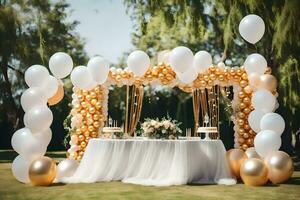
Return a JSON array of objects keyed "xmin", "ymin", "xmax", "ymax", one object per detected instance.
[{"xmin": 0, "ymin": 56, "xmax": 22, "ymax": 130}]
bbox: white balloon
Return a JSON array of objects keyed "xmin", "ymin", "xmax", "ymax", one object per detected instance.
[
  {"xmin": 21, "ymin": 87, "xmax": 47, "ymax": 112},
  {"xmin": 70, "ymin": 66, "xmax": 93, "ymax": 89},
  {"xmin": 56, "ymin": 159, "xmax": 79, "ymax": 181},
  {"xmin": 87, "ymin": 56, "xmax": 110, "ymax": 84},
  {"xmin": 11, "ymin": 128, "xmax": 32, "ymax": 154},
  {"xmin": 21, "ymin": 135, "xmax": 47, "ymax": 159},
  {"xmin": 12, "ymin": 155, "xmax": 31, "ymax": 183},
  {"xmin": 33, "ymin": 128, "xmax": 52, "ymax": 146},
  {"xmin": 177, "ymin": 67, "xmax": 198, "ymax": 84},
  {"xmin": 239, "ymin": 14, "xmax": 265, "ymax": 44},
  {"xmin": 24, "ymin": 105, "xmax": 53, "ymax": 133},
  {"xmin": 11, "ymin": 128, "xmax": 47, "ymax": 159},
  {"xmin": 244, "ymin": 53, "xmax": 267, "ymax": 75},
  {"xmin": 248, "ymin": 110, "xmax": 267, "ymax": 133},
  {"xmin": 24, "ymin": 65, "xmax": 49, "ymax": 88},
  {"xmin": 254, "ymin": 130, "xmax": 281, "ymax": 157},
  {"xmin": 127, "ymin": 50, "xmax": 150, "ymax": 77},
  {"xmin": 193, "ymin": 51, "xmax": 212, "ymax": 73},
  {"xmin": 260, "ymin": 113, "xmax": 285, "ymax": 135},
  {"xmin": 49, "ymin": 52, "xmax": 73, "ymax": 79},
  {"xmin": 41, "ymin": 75, "xmax": 59, "ymax": 98},
  {"xmin": 82, "ymin": 80, "xmax": 97, "ymax": 91},
  {"xmin": 169, "ymin": 46, "xmax": 193, "ymax": 73},
  {"xmin": 252, "ymin": 89, "xmax": 276, "ymax": 112}
]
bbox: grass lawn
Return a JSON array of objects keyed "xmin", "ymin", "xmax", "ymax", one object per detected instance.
[{"xmin": 0, "ymin": 150, "xmax": 299, "ymax": 200}]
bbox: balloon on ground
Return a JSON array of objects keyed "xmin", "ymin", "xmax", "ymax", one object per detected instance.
[
  {"xmin": 12, "ymin": 155, "xmax": 31, "ymax": 183},
  {"xmin": 245, "ymin": 147, "xmax": 261, "ymax": 159},
  {"xmin": 265, "ymin": 151, "xmax": 294, "ymax": 184},
  {"xmin": 56, "ymin": 159, "xmax": 79, "ymax": 181},
  {"xmin": 240, "ymin": 158, "xmax": 268, "ymax": 186},
  {"xmin": 29, "ymin": 156, "xmax": 57, "ymax": 186},
  {"xmin": 226, "ymin": 149, "xmax": 247, "ymax": 179}
]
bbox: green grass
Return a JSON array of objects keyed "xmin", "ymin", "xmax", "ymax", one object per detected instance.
[{"xmin": 0, "ymin": 150, "xmax": 299, "ymax": 200}]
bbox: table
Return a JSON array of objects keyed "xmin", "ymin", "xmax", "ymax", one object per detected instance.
[{"xmin": 62, "ymin": 139, "xmax": 235, "ymax": 186}]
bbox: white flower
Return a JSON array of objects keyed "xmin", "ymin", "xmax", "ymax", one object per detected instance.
[
  {"xmin": 163, "ymin": 120, "xmax": 170, "ymax": 129},
  {"xmin": 170, "ymin": 124, "xmax": 175, "ymax": 130},
  {"xmin": 154, "ymin": 121, "xmax": 161, "ymax": 128},
  {"xmin": 151, "ymin": 120, "xmax": 156, "ymax": 126}
]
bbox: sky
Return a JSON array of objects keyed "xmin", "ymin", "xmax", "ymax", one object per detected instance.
[{"xmin": 66, "ymin": 0, "xmax": 134, "ymax": 64}]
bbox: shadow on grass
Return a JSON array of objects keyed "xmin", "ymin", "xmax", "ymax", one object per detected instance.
[
  {"xmin": 49, "ymin": 182, "xmax": 66, "ymax": 187},
  {"xmin": 285, "ymin": 177, "xmax": 300, "ymax": 185}
]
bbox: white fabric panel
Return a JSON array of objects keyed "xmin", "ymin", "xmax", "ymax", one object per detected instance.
[{"xmin": 62, "ymin": 139, "xmax": 235, "ymax": 186}]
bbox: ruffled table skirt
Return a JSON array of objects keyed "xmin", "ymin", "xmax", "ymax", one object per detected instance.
[{"xmin": 62, "ymin": 139, "xmax": 235, "ymax": 186}]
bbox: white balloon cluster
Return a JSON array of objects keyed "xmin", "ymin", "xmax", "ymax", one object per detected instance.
[
  {"xmin": 70, "ymin": 56, "xmax": 110, "ymax": 90},
  {"xmin": 11, "ymin": 52, "xmax": 76, "ymax": 183},
  {"xmin": 169, "ymin": 46, "xmax": 213, "ymax": 84},
  {"xmin": 238, "ymin": 14, "xmax": 285, "ymax": 158}
]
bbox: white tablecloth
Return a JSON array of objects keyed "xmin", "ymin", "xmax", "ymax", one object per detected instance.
[{"xmin": 62, "ymin": 139, "xmax": 235, "ymax": 186}]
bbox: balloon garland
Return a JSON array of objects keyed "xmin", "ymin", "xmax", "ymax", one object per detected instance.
[{"xmin": 11, "ymin": 14, "xmax": 293, "ymax": 187}]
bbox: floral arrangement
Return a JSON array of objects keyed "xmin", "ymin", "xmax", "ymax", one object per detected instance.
[{"xmin": 141, "ymin": 117, "xmax": 182, "ymax": 139}]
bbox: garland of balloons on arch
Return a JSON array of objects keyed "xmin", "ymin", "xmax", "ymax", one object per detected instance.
[{"xmin": 11, "ymin": 14, "xmax": 293, "ymax": 186}]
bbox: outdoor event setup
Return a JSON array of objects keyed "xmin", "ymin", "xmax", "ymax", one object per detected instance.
[{"xmin": 11, "ymin": 14, "xmax": 293, "ymax": 187}]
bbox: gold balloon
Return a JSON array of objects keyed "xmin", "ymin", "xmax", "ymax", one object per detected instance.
[
  {"xmin": 265, "ymin": 151, "xmax": 294, "ymax": 184},
  {"xmin": 240, "ymin": 158, "xmax": 268, "ymax": 186},
  {"xmin": 245, "ymin": 147, "xmax": 261, "ymax": 159},
  {"xmin": 48, "ymin": 82, "xmax": 64, "ymax": 106},
  {"xmin": 226, "ymin": 149, "xmax": 247, "ymax": 179},
  {"xmin": 244, "ymin": 85, "xmax": 253, "ymax": 94},
  {"xmin": 239, "ymin": 80, "xmax": 248, "ymax": 88},
  {"xmin": 29, "ymin": 156, "xmax": 57, "ymax": 186},
  {"xmin": 260, "ymin": 74, "xmax": 277, "ymax": 92}
]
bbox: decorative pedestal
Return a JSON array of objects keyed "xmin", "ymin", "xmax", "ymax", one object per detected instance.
[{"xmin": 197, "ymin": 127, "xmax": 218, "ymax": 140}]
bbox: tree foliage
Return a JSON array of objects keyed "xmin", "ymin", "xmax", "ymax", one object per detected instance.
[{"xmin": 0, "ymin": 0, "xmax": 87, "ymax": 148}]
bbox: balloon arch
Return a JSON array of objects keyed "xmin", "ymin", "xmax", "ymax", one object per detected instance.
[{"xmin": 67, "ymin": 61, "xmax": 275, "ymax": 161}]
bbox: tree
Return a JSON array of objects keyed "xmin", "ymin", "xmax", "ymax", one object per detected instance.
[
  {"xmin": 124, "ymin": 0, "xmax": 300, "ymax": 151},
  {"xmin": 0, "ymin": 0, "xmax": 87, "ymax": 149}
]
